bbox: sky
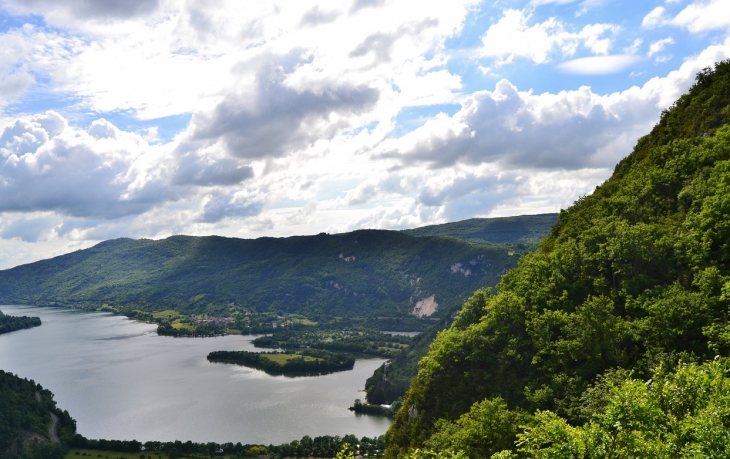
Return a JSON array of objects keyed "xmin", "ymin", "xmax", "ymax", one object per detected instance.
[{"xmin": 0, "ymin": 0, "xmax": 729, "ymax": 269}]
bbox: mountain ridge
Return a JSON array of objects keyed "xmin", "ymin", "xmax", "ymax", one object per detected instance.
[{"xmin": 0, "ymin": 228, "xmax": 536, "ymax": 321}]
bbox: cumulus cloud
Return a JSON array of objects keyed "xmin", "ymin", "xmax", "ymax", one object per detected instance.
[
  {"xmin": 189, "ymin": 58, "xmax": 380, "ymax": 159},
  {"xmin": 671, "ymin": 0, "xmax": 730, "ymax": 32},
  {"xmin": 380, "ymin": 81, "xmax": 636, "ymax": 170},
  {"xmin": 0, "ymin": 114, "xmax": 171, "ymax": 219},
  {"xmin": 642, "ymin": 1, "xmax": 730, "ymax": 32},
  {"xmin": 381, "ymin": 42, "xmax": 730, "ymax": 171},
  {"xmin": 479, "ymin": 9, "xmax": 620, "ymax": 65}
]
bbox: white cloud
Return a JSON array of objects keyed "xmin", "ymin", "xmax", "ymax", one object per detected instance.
[
  {"xmin": 623, "ymin": 38, "xmax": 643, "ymax": 55},
  {"xmin": 671, "ymin": 0, "xmax": 730, "ymax": 32},
  {"xmin": 558, "ymin": 54, "xmax": 642, "ymax": 74},
  {"xmin": 479, "ymin": 9, "xmax": 620, "ymax": 65},
  {"xmin": 642, "ymin": 7, "xmax": 669, "ymax": 28},
  {"xmin": 643, "ymin": 0, "xmax": 730, "ymax": 33},
  {"xmin": 648, "ymin": 37, "xmax": 675, "ymax": 57}
]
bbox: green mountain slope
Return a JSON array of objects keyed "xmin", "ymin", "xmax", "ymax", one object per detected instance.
[
  {"xmin": 0, "ymin": 230, "xmax": 524, "ymax": 320},
  {"xmin": 402, "ymin": 214, "xmax": 558, "ymax": 246},
  {"xmin": 385, "ymin": 60, "xmax": 730, "ymax": 458},
  {"xmin": 0, "ymin": 370, "xmax": 76, "ymax": 459}
]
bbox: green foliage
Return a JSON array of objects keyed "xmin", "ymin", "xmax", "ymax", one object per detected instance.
[
  {"xmin": 385, "ymin": 60, "xmax": 730, "ymax": 457},
  {"xmin": 0, "ymin": 230, "xmax": 523, "ymax": 321},
  {"xmin": 206, "ymin": 349, "xmax": 355, "ymax": 375},
  {"xmin": 425, "ymin": 398, "xmax": 530, "ymax": 459},
  {"xmin": 514, "ymin": 359, "xmax": 730, "ymax": 458},
  {"xmin": 0, "ymin": 370, "xmax": 76, "ymax": 458},
  {"xmin": 0, "ymin": 309, "xmax": 41, "ymax": 335}
]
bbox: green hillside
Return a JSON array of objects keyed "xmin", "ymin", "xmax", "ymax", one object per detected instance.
[
  {"xmin": 0, "ymin": 370, "xmax": 76, "ymax": 459},
  {"xmin": 385, "ymin": 60, "xmax": 730, "ymax": 458},
  {"xmin": 402, "ymin": 214, "xmax": 558, "ymax": 246},
  {"xmin": 0, "ymin": 230, "xmax": 526, "ymax": 321}
]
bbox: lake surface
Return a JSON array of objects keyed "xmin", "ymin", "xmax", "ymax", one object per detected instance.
[{"xmin": 0, "ymin": 305, "xmax": 392, "ymax": 444}]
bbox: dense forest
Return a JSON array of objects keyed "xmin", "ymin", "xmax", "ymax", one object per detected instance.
[
  {"xmin": 0, "ymin": 370, "xmax": 76, "ymax": 459},
  {"xmin": 207, "ymin": 349, "xmax": 356, "ymax": 375},
  {"xmin": 0, "ymin": 309, "xmax": 41, "ymax": 335},
  {"xmin": 384, "ymin": 60, "xmax": 730, "ymax": 458},
  {"xmin": 0, "ymin": 228, "xmax": 537, "ymax": 321}
]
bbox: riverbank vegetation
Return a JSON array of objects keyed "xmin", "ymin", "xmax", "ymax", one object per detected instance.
[
  {"xmin": 207, "ymin": 349, "xmax": 355, "ymax": 375},
  {"xmin": 0, "ymin": 309, "xmax": 41, "ymax": 335},
  {"xmin": 253, "ymin": 329, "xmax": 412, "ymax": 358},
  {"xmin": 384, "ymin": 61, "xmax": 730, "ymax": 457},
  {"xmin": 69, "ymin": 433, "xmax": 385, "ymax": 459}
]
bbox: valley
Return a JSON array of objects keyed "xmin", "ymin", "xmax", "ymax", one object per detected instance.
[{"xmin": 3, "ymin": 60, "xmax": 730, "ymax": 459}]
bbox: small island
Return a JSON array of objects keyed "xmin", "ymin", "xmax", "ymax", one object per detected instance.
[
  {"xmin": 207, "ymin": 349, "xmax": 355, "ymax": 376},
  {"xmin": 0, "ymin": 309, "xmax": 41, "ymax": 335}
]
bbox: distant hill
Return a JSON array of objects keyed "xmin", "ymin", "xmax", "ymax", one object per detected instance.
[
  {"xmin": 0, "ymin": 230, "xmax": 534, "ymax": 321},
  {"xmin": 402, "ymin": 213, "xmax": 558, "ymax": 246}
]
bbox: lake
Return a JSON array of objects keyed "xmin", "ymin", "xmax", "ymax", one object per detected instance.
[{"xmin": 0, "ymin": 305, "xmax": 392, "ymax": 444}]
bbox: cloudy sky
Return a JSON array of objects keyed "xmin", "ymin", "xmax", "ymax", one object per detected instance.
[{"xmin": 0, "ymin": 0, "xmax": 728, "ymax": 269}]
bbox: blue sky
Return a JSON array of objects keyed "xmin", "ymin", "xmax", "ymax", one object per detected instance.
[{"xmin": 0, "ymin": 0, "xmax": 728, "ymax": 268}]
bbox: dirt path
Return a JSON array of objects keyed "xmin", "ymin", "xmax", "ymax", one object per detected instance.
[{"xmin": 49, "ymin": 413, "xmax": 59, "ymax": 443}]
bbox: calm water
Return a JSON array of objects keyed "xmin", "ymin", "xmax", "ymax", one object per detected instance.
[{"xmin": 0, "ymin": 305, "xmax": 391, "ymax": 444}]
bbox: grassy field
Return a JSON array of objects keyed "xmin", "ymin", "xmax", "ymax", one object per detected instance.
[
  {"xmin": 171, "ymin": 321, "xmax": 195, "ymax": 331},
  {"xmin": 262, "ymin": 353, "xmax": 320, "ymax": 365},
  {"xmin": 152, "ymin": 310, "xmax": 182, "ymax": 320}
]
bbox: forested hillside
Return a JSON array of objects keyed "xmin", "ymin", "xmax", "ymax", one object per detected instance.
[
  {"xmin": 402, "ymin": 214, "xmax": 557, "ymax": 246},
  {"xmin": 385, "ymin": 61, "xmax": 730, "ymax": 458},
  {"xmin": 0, "ymin": 370, "xmax": 76, "ymax": 459},
  {"xmin": 0, "ymin": 230, "xmax": 526, "ymax": 321},
  {"xmin": 0, "ymin": 309, "xmax": 41, "ymax": 335}
]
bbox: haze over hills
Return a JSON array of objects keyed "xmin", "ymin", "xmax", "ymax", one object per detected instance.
[
  {"xmin": 0, "ymin": 218, "xmax": 553, "ymax": 322},
  {"xmin": 385, "ymin": 61, "xmax": 730, "ymax": 458}
]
